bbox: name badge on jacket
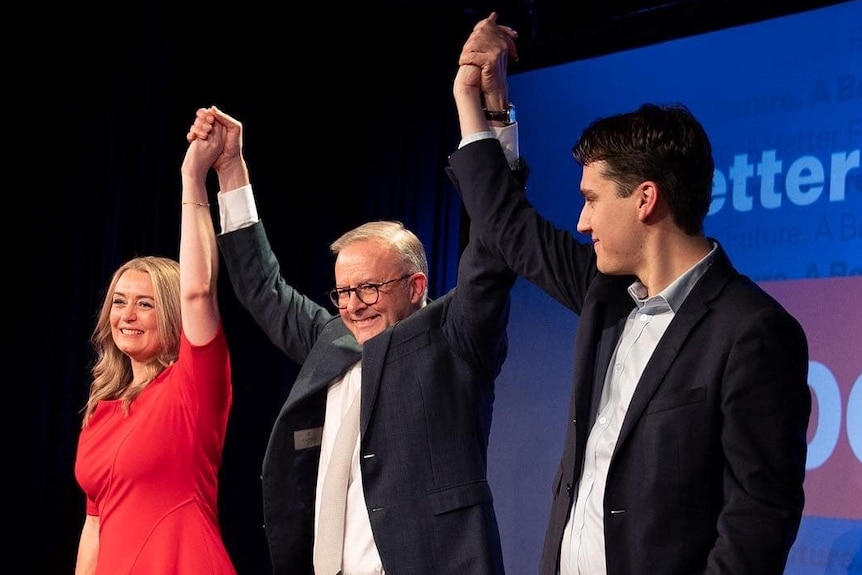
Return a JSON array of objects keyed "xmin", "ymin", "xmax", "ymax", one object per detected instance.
[{"xmin": 294, "ymin": 427, "xmax": 323, "ymax": 450}]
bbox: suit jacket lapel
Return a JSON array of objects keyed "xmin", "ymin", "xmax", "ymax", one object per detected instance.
[
  {"xmin": 283, "ymin": 332, "xmax": 362, "ymax": 411},
  {"xmin": 617, "ymin": 249, "xmax": 734, "ymax": 446},
  {"xmin": 583, "ymin": 278, "xmax": 636, "ymax": 431},
  {"xmin": 357, "ymin": 328, "xmax": 392, "ymax": 432},
  {"xmin": 588, "ymin": 315, "xmax": 628, "ymax": 429},
  {"xmin": 617, "ymin": 303, "xmax": 708, "ymax": 446}
]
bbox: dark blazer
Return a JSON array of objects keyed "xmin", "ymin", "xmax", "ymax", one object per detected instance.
[
  {"xmin": 218, "ymin": 219, "xmax": 516, "ymax": 575},
  {"xmin": 448, "ymin": 138, "xmax": 811, "ymax": 575}
]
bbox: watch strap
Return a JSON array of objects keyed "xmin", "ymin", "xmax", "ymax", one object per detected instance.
[{"xmin": 483, "ymin": 103, "xmax": 516, "ymax": 125}]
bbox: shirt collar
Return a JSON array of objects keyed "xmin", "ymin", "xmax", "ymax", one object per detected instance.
[{"xmin": 627, "ymin": 242, "xmax": 718, "ymax": 313}]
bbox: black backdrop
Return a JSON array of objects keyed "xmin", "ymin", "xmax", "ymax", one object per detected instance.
[
  {"xmin": 16, "ymin": 1, "xmax": 844, "ymax": 573},
  {"xmin": 26, "ymin": 5, "xmax": 472, "ymax": 574}
]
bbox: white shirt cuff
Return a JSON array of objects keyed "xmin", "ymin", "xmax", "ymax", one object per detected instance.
[
  {"xmin": 458, "ymin": 123, "xmax": 519, "ymax": 166},
  {"xmin": 217, "ymin": 184, "xmax": 259, "ymax": 234}
]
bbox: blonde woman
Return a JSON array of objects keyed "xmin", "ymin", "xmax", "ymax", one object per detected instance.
[{"xmin": 73, "ymin": 115, "xmax": 237, "ymax": 574}]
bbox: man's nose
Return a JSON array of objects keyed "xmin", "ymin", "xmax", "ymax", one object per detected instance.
[
  {"xmin": 576, "ymin": 209, "xmax": 590, "ymax": 234},
  {"xmin": 345, "ymin": 290, "xmax": 367, "ymax": 310}
]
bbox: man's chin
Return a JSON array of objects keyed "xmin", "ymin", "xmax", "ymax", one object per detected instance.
[{"xmin": 349, "ymin": 318, "xmax": 384, "ymax": 344}]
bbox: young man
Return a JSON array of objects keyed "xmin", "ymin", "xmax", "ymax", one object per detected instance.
[{"xmin": 446, "ymin": 13, "xmax": 811, "ymax": 575}]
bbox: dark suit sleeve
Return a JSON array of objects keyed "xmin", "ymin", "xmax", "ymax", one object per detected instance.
[
  {"xmin": 217, "ymin": 220, "xmax": 334, "ymax": 364},
  {"xmin": 448, "ymin": 138, "xmax": 598, "ymax": 314},
  {"xmin": 708, "ymin": 298, "xmax": 810, "ymax": 573},
  {"xmin": 445, "ymin": 217, "xmax": 517, "ymax": 380}
]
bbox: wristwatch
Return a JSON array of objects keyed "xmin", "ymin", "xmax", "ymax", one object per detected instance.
[{"xmin": 483, "ymin": 103, "xmax": 516, "ymax": 126}]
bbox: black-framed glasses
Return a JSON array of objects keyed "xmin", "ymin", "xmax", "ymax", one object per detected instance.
[{"xmin": 328, "ymin": 274, "xmax": 413, "ymax": 309}]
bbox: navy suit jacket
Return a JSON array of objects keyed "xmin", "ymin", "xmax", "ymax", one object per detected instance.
[
  {"xmin": 218, "ymin": 219, "xmax": 516, "ymax": 575},
  {"xmin": 448, "ymin": 138, "xmax": 811, "ymax": 575}
]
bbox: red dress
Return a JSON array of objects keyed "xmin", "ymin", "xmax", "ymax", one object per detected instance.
[{"xmin": 75, "ymin": 326, "xmax": 237, "ymax": 574}]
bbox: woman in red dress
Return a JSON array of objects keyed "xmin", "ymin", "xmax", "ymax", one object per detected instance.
[{"xmin": 73, "ymin": 114, "xmax": 238, "ymax": 575}]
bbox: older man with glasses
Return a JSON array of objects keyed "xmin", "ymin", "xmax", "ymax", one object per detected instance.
[
  {"xmin": 186, "ymin": 106, "xmax": 519, "ymax": 575},
  {"xmin": 328, "ymin": 273, "xmax": 415, "ymax": 310}
]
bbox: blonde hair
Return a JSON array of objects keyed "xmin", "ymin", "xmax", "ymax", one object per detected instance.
[
  {"xmin": 81, "ymin": 256, "xmax": 181, "ymax": 426},
  {"xmin": 330, "ymin": 221, "xmax": 429, "ymax": 302}
]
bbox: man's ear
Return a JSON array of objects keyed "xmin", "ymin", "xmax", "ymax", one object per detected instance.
[
  {"xmin": 636, "ymin": 180, "xmax": 659, "ymax": 221},
  {"xmin": 410, "ymin": 273, "xmax": 428, "ymax": 304}
]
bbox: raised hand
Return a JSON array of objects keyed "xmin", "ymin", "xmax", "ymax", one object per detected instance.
[
  {"xmin": 186, "ymin": 106, "xmax": 243, "ymax": 172},
  {"xmin": 457, "ymin": 12, "xmax": 518, "ymax": 109},
  {"xmin": 186, "ymin": 105, "xmax": 249, "ymax": 192},
  {"xmin": 182, "ymin": 113, "xmax": 226, "ymax": 182}
]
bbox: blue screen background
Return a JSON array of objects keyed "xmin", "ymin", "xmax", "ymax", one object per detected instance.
[{"xmin": 487, "ymin": 2, "xmax": 862, "ymax": 573}]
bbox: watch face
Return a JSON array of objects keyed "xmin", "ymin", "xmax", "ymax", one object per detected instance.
[{"xmin": 507, "ymin": 104, "xmax": 516, "ymax": 123}]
